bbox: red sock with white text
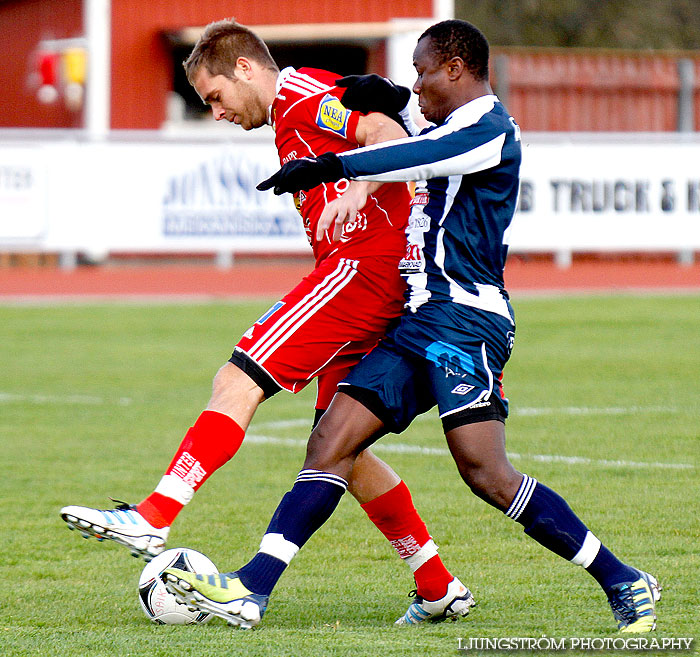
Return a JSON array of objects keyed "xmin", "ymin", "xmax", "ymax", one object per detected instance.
[
  {"xmin": 361, "ymin": 481, "xmax": 453, "ymax": 600},
  {"xmin": 137, "ymin": 410, "xmax": 244, "ymax": 528}
]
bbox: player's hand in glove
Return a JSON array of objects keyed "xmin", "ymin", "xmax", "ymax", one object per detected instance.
[
  {"xmin": 256, "ymin": 153, "xmax": 345, "ymax": 195},
  {"xmin": 336, "ymin": 74, "xmax": 411, "ymax": 128}
]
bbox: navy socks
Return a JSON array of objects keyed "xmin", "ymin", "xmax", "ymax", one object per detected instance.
[
  {"xmin": 506, "ymin": 475, "xmax": 638, "ymax": 592},
  {"xmin": 237, "ymin": 470, "xmax": 347, "ymax": 596}
]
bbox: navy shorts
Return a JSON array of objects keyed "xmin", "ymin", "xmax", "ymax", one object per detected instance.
[{"xmin": 339, "ymin": 302, "xmax": 515, "ymax": 434}]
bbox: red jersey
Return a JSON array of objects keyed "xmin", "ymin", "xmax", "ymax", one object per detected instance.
[{"xmin": 271, "ymin": 67, "xmax": 410, "ymax": 264}]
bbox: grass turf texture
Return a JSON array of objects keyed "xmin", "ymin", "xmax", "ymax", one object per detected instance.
[{"xmin": 1, "ymin": 295, "xmax": 698, "ymax": 657}]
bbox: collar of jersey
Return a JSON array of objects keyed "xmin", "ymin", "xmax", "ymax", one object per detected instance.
[
  {"xmin": 275, "ymin": 66, "xmax": 297, "ymax": 96},
  {"xmin": 269, "ymin": 66, "xmax": 298, "ymax": 126},
  {"xmin": 441, "ymin": 94, "xmax": 498, "ymax": 127}
]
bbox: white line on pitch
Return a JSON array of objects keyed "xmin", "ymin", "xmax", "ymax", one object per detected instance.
[
  {"xmin": 245, "ymin": 434, "xmax": 694, "ymax": 470},
  {"xmin": 514, "ymin": 405, "xmax": 677, "ymax": 416},
  {"xmin": 253, "ymin": 405, "xmax": 677, "ymax": 431},
  {"xmin": 0, "ymin": 392, "xmax": 132, "ymax": 405}
]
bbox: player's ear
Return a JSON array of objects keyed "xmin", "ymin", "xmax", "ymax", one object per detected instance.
[
  {"xmin": 446, "ymin": 57, "xmax": 465, "ymax": 81},
  {"xmin": 235, "ymin": 57, "xmax": 255, "ymax": 80}
]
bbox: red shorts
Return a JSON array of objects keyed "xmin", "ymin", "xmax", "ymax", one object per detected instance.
[{"xmin": 232, "ymin": 254, "xmax": 406, "ymax": 410}]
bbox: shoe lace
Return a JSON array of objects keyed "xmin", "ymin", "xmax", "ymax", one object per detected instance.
[
  {"xmin": 609, "ymin": 584, "xmax": 636, "ymax": 622},
  {"xmin": 407, "ymin": 588, "xmax": 424, "ymax": 604},
  {"xmin": 108, "ymin": 497, "xmax": 134, "ymax": 511}
]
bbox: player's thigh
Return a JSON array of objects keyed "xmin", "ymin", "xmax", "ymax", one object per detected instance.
[
  {"xmin": 340, "ymin": 333, "xmax": 437, "ymax": 434},
  {"xmin": 445, "ymin": 420, "xmax": 521, "ymax": 509},
  {"xmin": 304, "ymin": 392, "xmax": 385, "ymax": 478}
]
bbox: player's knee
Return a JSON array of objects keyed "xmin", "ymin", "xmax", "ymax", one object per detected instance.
[
  {"xmin": 212, "ymin": 362, "xmax": 251, "ymax": 393},
  {"xmin": 209, "ymin": 362, "xmax": 265, "ymax": 414},
  {"xmin": 460, "ymin": 464, "xmax": 520, "ymax": 510},
  {"xmin": 212, "ymin": 362, "xmax": 233, "ymax": 390},
  {"xmin": 303, "ymin": 423, "xmax": 351, "ymax": 474}
]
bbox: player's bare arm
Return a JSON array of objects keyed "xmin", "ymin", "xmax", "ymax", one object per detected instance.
[
  {"xmin": 354, "ymin": 110, "xmax": 407, "ymax": 146},
  {"xmin": 317, "ymin": 181, "xmax": 372, "ymax": 241},
  {"xmin": 317, "ymin": 111, "xmax": 407, "ymax": 242}
]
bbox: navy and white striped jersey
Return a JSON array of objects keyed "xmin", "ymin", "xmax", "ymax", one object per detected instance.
[{"xmin": 337, "ymin": 94, "xmax": 521, "ymax": 322}]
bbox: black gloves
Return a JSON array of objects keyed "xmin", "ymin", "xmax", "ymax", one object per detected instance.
[
  {"xmin": 256, "ymin": 153, "xmax": 345, "ymax": 195},
  {"xmin": 336, "ymin": 74, "xmax": 411, "ymax": 129}
]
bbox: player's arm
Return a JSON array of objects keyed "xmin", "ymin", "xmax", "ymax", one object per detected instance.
[
  {"xmin": 317, "ymin": 181, "xmax": 372, "ymax": 242},
  {"xmin": 259, "ymin": 118, "xmax": 506, "ymax": 196},
  {"xmin": 354, "ymin": 111, "xmax": 408, "ymax": 148},
  {"xmin": 316, "ymin": 112, "xmax": 409, "ymax": 241}
]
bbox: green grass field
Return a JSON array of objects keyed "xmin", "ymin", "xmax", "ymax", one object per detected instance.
[{"xmin": 1, "ymin": 294, "xmax": 698, "ymax": 657}]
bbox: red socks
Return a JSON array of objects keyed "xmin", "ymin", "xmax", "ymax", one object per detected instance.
[
  {"xmin": 361, "ymin": 481, "xmax": 453, "ymax": 600},
  {"xmin": 137, "ymin": 410, "xmax": 244, "ymax": 528}
]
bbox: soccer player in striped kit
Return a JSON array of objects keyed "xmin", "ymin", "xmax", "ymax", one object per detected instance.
[
  {"xmin": 164, "ymin": 19, "xmax": 660, "ymax": 633},
  {"xmin": 60, "ymin": 19, "xmax": 474, "ymax": 624}
]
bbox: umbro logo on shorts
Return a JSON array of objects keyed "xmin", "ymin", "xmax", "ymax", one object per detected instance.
[{"xmin": 451, "ymin": 383, "xmax": 475, "ymax": 395}]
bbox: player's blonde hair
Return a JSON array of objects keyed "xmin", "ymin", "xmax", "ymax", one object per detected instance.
[{"xmin": 183, "ymin": 19, "xmax": 279, "ymax": 83}]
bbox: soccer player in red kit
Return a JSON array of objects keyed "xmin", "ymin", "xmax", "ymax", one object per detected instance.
[{"xmin": 60, "ymin": 19, "xmax": 474, "ymax": 624}]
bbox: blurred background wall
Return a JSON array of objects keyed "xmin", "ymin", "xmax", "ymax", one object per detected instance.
[{"xmin": 1, "ymin": 0, "xmax": 699, "ymax": 268}]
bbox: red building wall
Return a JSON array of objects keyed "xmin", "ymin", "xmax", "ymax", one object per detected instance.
[
  {"xmin": 110, "ymin": 0, "xmax": 434, "ymax": 129},
  {"xmin": 2, "ymin": 0, "xmax": 697, "ymax": 132},
  {"xmin": 497, "ymin": 49, "xmax": 700, "ymax": 132},
  {"xmin": 0, "ymin": 0, "xmax": 84, "ymax": 128}
]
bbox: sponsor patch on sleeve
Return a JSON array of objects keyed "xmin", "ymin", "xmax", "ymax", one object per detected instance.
[{"xmin": 316, "ymin": 94, "xmax": 351, "ymax": 137}]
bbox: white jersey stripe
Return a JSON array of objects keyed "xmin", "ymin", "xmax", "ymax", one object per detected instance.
[
  {"xmin": 247, "ymin": 259, "xmax": 351, "ymax": 361},
  {"xmin": 288, "ymin": 70, "xmax": 331, "ymax": 88},
  {"xmin": 287, "ymin": 73, "xmax": 330, "ymax": 93},
  {"xmin": 254, "ymin": 262, "xmax": 357, "ymax": 365},
  {"xmin": 282, "ymin": 81, "xmax": 325, "ymax": 97},
  {"xmin": 248, "ymin": 259, "xmax": 359, "ymax": 365},
  {"xmin": 248, "ymin": 261, "xmax": 352, "ymax": 364}
]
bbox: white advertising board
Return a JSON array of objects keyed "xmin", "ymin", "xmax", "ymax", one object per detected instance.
[
  {"xmin": 0, "ymin": 146, "xmax": 48, "ymax": 242},
  {"xmin": 510, "ymin": 137, "xmax": 700, "ymax": 252},
  {"xmin": 0, "ymin": 132, "xmax": 699, "ymax": 259},
  {"xmin": 41, "ymin": 136, "xmax": 308, "ymax": 254}
]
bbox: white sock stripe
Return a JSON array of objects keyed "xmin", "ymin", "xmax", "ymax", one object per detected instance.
[
  {"xmin": 258, "ymin": 532, "xmax": 300, "ymax": 565},
  {"xmin": 154, "ymin": 474, "xmax": 195, "ymax": 505},
  {"xmin": 404, "ymin": 539, "xmax": 439, "ymax": 572},
  {"xmin": 298, "ymin": 475, "xmax": 348, "ymax": 489},
  {"xmin": 505, "ymin": 475, "xmax": 537, "ymax": 520},
  {"xmin": 508, "ymin": 475, "xmax": 536, "ymax": 520},
  {"xmin": 571, "ymin": 531, "xmax": 602, "ymax": 568},
  {"xmin": 295, "ymin": 469, "xmax": 348, "ymax": 490},
  {"xmin": 297, "ymin": 469, "xmax": 345, "ymax": 481}
]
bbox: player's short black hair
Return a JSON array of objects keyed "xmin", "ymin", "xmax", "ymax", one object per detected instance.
[{"xmin": 419, "ymin": 19, "xmax": 490, "ymax": 81}]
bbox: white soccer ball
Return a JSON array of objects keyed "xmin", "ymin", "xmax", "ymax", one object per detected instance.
[{"xmin": 138, "ymin": 547, "xmax": 218, "ymax": 624}]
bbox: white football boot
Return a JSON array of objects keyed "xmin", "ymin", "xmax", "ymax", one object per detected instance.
[
  {"xmin": 60, "ymin": 501, "xmax": 168, "ymax": 561},
  {"xmin": 395, "ymin": 577, "xmax": 476, "ymax": 625}
]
